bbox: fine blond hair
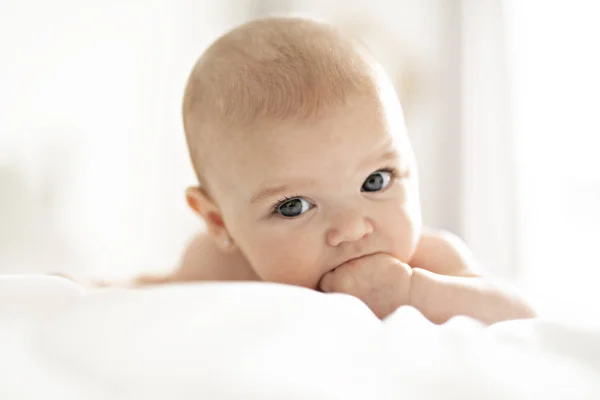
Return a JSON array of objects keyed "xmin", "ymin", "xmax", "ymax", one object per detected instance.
[{"xmin": 182, "ymin": 16, "xmax": 378, "ymax": 186}]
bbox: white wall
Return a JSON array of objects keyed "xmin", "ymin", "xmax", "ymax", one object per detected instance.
[
  {"xmin": 0, "ymin": 0, "xmax": 257, "ymax": 277},
  {"xmin": 506, "ymin": 0, "xmax": 600, "ymax": 321},
  {"xmin": 0, "ymin": 0, "xmax": 462, "ymax": 279},
  {"xmin": 458, "ymin": 0, "xmax": 516, "ymax": 280}
]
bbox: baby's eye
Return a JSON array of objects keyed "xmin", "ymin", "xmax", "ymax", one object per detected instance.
[
  {"xmin": 361, "ymin": 170, "xmax": 393, "ymax": 192},
  {"xmin": 275, "ymin": 197, "xmax": 313, "ymax": 218}
]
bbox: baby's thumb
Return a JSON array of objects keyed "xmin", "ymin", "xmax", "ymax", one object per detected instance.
[{"xmin": 318, "ymin": 270, "xmax": 335, "ymax": 293}]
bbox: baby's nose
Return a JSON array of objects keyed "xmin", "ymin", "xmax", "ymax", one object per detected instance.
[{"xmin": 326, "ymin": 209, "xmax": 373, "ymax": 247}]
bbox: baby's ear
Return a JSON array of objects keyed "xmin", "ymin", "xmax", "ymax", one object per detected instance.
[{"xmin": 185, "ymin": 187, "xmax": 235, "ymax": 252}]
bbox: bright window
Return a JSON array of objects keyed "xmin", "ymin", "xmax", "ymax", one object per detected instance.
[{"xmin": 507, "ymin": 1, "xmax": 600, "ymax": 322}]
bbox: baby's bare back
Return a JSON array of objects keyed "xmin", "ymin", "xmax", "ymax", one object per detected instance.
[{"xmin": 136, "ymin": 233, "xmax": 258, "ymax": 285}]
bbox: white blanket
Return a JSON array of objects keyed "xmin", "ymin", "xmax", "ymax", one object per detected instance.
[{"xmin": 1, "ymin": 275, "xmax": 600, "ymax": 399}]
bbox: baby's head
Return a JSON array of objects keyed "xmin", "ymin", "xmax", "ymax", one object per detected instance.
[{"xmin": 183, "ymin": 16, "xmax": 422, "ymax": 289}]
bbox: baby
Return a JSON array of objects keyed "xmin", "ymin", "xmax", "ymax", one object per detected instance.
[{"xmin": 139, "ymin": 16, "xmax": 535, "ymax": 324}]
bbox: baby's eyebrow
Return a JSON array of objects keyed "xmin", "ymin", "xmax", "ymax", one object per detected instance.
[
  {"xmin": 360, "ymin": 148, "xmax": 399, "ymax": 169},
  {"xmin": 378, "ymin": 150, "xmax": 399, "ymax": 163},
  {"xmin": 250, "ymin": 184, "xmax": 290, "ymax": 205}
]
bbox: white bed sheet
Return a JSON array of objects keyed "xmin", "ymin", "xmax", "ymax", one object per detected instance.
[{"xmin": 1, "ymin": 275, "xmax": 599, "ymax": 399}]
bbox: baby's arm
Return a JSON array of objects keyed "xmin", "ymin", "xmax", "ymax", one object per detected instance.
[
  {"xmin": 408, "ymin": 269, "xmax": 535, "ymax": 325},
  {"xmin": 320, "ymin": 229, "xmax": 535, "ymax": 324},
  {"xmin": 407, "ymin": 230, "xmax": 536, "ymax": 324}
]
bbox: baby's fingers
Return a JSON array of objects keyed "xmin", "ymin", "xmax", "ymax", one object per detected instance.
[
  {"xmin": 319, "ymin": 268, "xmax": 353, "ymax": 293},
  {"xmin": 318, "ymin": 269, "xmax": 335, "ymax": 292},
  {"xmin": 318, "ymin": 267, "xmax": 358, "ymax": 293}
]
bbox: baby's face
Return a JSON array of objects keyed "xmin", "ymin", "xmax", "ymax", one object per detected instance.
[{"xmin": 207, "ymin": 93, "xmax": 422, "ymax": 289}]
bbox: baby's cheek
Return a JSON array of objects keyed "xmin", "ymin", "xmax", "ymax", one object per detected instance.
[
  {"xmin": 377, "ymin": 203, "xmax": 419, "ymax": 263},
  {"xmin": 247, "ymin": 237, "xmax": 322, "ymax": 288}
]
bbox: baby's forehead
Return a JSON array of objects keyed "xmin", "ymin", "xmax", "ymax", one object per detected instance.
[
  {"xmin": 218, "ymin": 93, "xmax": 407, "ymax": 177},
  {"xmin": 203, "ymin": 108, "xmax": 413, "ymax": 212}
]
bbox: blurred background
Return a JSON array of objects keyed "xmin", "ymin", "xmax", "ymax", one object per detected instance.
[{"xmin": 1, "ymin": 0, "xmax": 599, "ymax": 324}]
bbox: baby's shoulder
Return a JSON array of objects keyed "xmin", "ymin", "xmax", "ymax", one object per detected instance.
[
  {"xmin": 409, "ymin": 228, "xmax": 481, "ymax": 277},
  {"xmin": 171, "ymin": 232, "xmax": 259, "ymax": 282}
]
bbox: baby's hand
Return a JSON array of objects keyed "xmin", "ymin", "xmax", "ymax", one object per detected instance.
[{"xmin": 318, "ymin": 253, "xmax": 412, "ymax": 319}]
